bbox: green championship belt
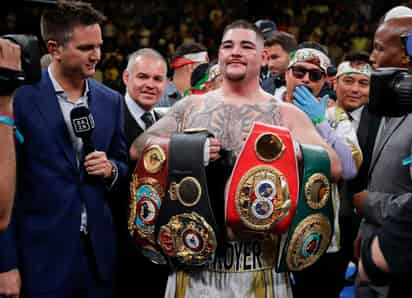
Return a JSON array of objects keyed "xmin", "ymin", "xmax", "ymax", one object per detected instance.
[{"xmin": 276, "ymin": 144, "xmax": 333, "ymax": 272}]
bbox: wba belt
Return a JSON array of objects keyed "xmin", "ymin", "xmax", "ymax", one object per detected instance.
[
  {"xmin": 226, "ymin": 122, "xmax": 299, "ymax": 237},
  {"xmin": 277, "ymin": 144, "xmax": 333, "ymax": 272},
  {"xmin": 156, "ymin": 131, "xmax": 220, "ymax": 267},
  {"xmin": 128, "ymin": 138, "xmax": 170, "ymax": 265}
]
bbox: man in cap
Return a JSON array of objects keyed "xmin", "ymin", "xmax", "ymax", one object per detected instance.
[
  {"xmin": 283, "ymin": 47, "xmax": 362, "ymax": 297},
  {"xmin": 261, "ymin": 31, "xmax": 298, "ymax": 95},
  {"xmin": 332, "ymin": 56, "xmax": 373, "ymax": 293},
  {"xmin": 255, "ymin": 19, "xmax": 277, "ymax": 83}
]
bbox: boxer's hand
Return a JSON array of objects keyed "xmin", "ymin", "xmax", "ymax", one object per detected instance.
[
  {"xmin": 209, "ymin": 137, "xmax": 221, "ymax": 161},
  {"xmin": 0, "ymin": 269, "xmax": 20, "ymax": 298},
  {"xmin": 84, "ymin": 151, "xmax": 113, "ymax": 178}
]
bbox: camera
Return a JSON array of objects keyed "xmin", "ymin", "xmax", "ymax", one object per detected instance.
[
  {"xmin": 0, "ymin": 34, "xmax": 41, "ymax": 95},
  {"xmin": 368, "ymin": 68, "xmax": 412, "ymax": 117},
  {"xmin": 368, "ymin": 32, "xmax": 412, "ymax": 117}
]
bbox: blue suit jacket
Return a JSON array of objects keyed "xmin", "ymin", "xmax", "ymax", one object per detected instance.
[{"xmin": 0, "ymin": 71, "xmax": 128, "ymax": 294}]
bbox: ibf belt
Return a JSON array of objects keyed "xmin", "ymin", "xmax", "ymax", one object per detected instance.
[
  {"xmin": 226, "ymin": 122, "xmax": 299, "ymax": 236},
  {"xmin": 277, "ymin": 144, "xmax": 333, "ymax": 272},
  {"xmin": 156, "ymin": 131, "xmax": 219, "ymax": 267},
  {"xmin": 128, "ymin": 138, "xmax": 169, "ymax": 265}
]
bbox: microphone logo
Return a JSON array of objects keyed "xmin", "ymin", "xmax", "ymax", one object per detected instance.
[
  {"xmin": 72, "ymin": 114, "xmax": 95, "ymax": 134},
  {"xmin": 70, "ymin": 105, "xmax": 95, "ymax": 138}
]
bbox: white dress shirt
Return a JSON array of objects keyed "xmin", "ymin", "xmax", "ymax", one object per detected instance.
[{"xmin": 125, "ymin": 92, "xmax": 156, "ymax": 130}]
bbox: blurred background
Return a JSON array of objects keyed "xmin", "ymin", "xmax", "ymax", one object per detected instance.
[{"xmin": 2, "ymin": 0, "xmax": 411, "ymax": 92}]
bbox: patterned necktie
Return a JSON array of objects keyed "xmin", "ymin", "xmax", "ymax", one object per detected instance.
[{"xmin": 141, "ymin": 111, "xmax": 155, "ymax": 129}]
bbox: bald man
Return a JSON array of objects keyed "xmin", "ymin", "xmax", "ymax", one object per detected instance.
[{"xmin": 355, "ymin": 15, "xmax": 412, "ymax": 298}]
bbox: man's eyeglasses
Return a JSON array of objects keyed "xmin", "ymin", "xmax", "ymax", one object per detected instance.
[{"xmin": 290, "ymin": 65, "xmax": 324, "ymax": 82}]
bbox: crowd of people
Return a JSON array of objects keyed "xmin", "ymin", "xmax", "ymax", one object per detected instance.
[
  {"xmin": 3, "ymin": 0, "xmax": 410, "ymax": 93},
  {"xmin": 0, "ymin": 1, "xmax": 412, "ymax": 298}
]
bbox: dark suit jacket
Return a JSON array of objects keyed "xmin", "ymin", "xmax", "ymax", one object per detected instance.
[
  {"xmin": 0, "ymin": 71, "xmax": 128, "ymax": 294},
  {"xmin": 123, "ymin": 102, "xmax": 161, "ymax": 149}
]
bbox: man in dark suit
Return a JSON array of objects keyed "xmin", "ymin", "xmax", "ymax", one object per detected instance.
[
  {"xmin": 354, "ymin": 14, "xmax": 412, "ymax": 298},
  {"xmin": 111, "ymin": 48, "xmax": 168, "ymax": 298},
  {"xmin": 0, "ymin": 2, "xmax": 128, "ymax": 297},
  {"xmin": 122, "ymin": 49, "xmax": 167, "ymax": 148}
]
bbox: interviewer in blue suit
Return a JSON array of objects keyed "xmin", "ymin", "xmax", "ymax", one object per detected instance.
[{"xmin": 0, "ymin": 1, "xmax": 128, "ymax": 297}]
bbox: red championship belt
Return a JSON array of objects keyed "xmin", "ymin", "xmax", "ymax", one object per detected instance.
[
  {"xmin": 226, "ymin": 122, "xmax": 299, "ymax": 236},
  {"xmin": 128, "ymin": 137, "xmax": 170, "ymax": 264}
]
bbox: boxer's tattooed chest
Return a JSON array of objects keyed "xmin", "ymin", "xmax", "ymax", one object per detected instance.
[{"xmin": 182, "ymin": 98, "xmax": 281, "ymax": 155}]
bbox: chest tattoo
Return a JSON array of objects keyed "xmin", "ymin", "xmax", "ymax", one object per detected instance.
[{"xmin": 182, "ymin": 96, "xmax": 282, "ymax": 155}]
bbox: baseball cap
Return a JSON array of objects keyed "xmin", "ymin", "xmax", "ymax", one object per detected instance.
[
  {"xmin": 288, "ymin": 48, "xmax": 331, "ymax": 74},
  {"xmin": 255, "ymin": 19, "xmax": 277, "ymax": 40}
]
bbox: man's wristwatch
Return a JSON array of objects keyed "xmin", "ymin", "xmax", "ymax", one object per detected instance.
[{"xmin": 106, "ymin": 161, "xmax": 118, "ymax": 180}]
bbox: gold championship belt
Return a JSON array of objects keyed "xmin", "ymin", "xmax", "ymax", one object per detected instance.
[
  {"xmin": 276, "ymin": 144, "xmax": 333, "ymax": 272},
  {"xmin": 155, "ymin": 131, "xmax": 220, "ymax": 267},
  {"xmin": 226, "ymin": 122, "xmax": 299, "ymax": 236},
  {"xmin": 128, "ymin": 138, "xmax": 169, "ymax": 264}
]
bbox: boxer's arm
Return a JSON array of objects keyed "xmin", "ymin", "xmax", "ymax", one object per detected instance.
[{"xmin": 130, "ymin": 97, "xmax": 188, "ymax": 161}]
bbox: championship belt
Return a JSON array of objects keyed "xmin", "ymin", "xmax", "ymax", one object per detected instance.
[
  {"xmin": 156, "ymin": 131, "xmax": 219, "ymax": 267},
  {"xmin": 128, "ymin": 138, "xmax": 169, "ymax": 264},
  {"xmin": 276, "ymin": 144, "xmax": 333, "ymax": 272},
  {"xmin": 226, "ymin": 122, "xmax": 299, "ymax": 236}
]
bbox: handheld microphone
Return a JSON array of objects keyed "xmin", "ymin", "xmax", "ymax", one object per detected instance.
[{"xmin": 70, "ymin": 105, "xmax": 95, "ymax": 155}]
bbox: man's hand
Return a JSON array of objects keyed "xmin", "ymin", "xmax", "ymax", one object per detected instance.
[
  {"xmin": 353, "ymin": 191, "xmax": 368, "ymax": 215},
  {"xmin": 0, "ymin": 38, "xmax": 21, "ymax": 72},
  {"xmin": 354, "ymin": 233, "xmax": 362, "ymax": 261},
  {"xmin": 209, "ymin": 137, "xmax": 221, "ymax": 161},
  {"xmin": 293, "ymin": 85, "xmax": 328, "ymax": 123},
  {"xmin": 0, "ymin": 38, "xmax": 22, "ymax": 112},
  {"xmin": 0, "ymin": 269, "xmax": 21, "ymax": 298},
  {"xmin": 84, "ymin": 151, "xmax": 113, "ymax": 178},
  {"xmin": 358, "ymin": 256, "xmax": 369, "ymax": 282}
]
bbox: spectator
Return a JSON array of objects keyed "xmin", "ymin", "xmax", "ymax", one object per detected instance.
[
  {"xmin": 112, "ymin": 48, "xmax": 169, "ymax": 298},
  {"xmin": 157, "ymin": 41, "xmax": 208, "ymax": 107}
]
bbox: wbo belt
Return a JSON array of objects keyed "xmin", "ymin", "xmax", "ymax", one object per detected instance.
[
  {"xmin": 128, "ymin": 137, "xmax": 170, "ymax": 265},
  {"xmin": 277, "ymin": 144, "xmax": 333, "ymax": 272},
  {"xmin": 226, "ymin": 122, "xmax": 299, "ymax": 237},
  {"xmin": 156, "ymin": 130, "xmax": 221, "ymax": 267}
]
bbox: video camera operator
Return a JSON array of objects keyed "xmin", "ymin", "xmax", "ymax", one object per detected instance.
[
  {"xmin": 0, "ymin": 38, "xmax": 21, "ymax": 231},
  {"xmin": 356, "ymin": 11, "xmax": 412, "ymax": 298}
]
